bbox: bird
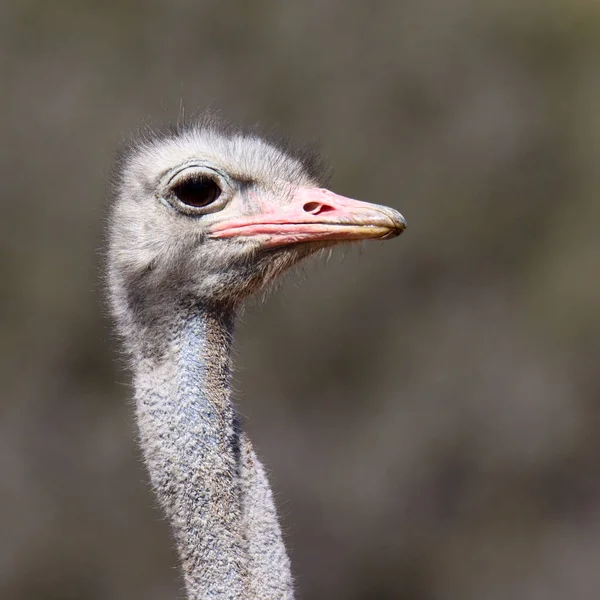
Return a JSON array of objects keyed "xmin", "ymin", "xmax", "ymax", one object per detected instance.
[{"xmin": 107, "ymin": 115, "xmax": 406, "ymax": 600}]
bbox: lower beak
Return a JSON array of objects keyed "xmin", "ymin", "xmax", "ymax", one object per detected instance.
[{"xmin": 209, "ymin": 187, "xmax": 406, "ymax": 248}]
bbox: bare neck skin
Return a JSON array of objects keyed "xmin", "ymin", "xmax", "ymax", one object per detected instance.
[{"xmin": 129, "ymin": 302, "xmax": 293, "ymax": 599}]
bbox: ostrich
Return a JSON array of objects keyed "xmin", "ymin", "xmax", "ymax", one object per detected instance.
[{"xmin": 107, "ymin": 117, "xmax": 405, "ymax": 600}]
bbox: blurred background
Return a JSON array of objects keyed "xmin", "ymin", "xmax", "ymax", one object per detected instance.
[{"xmin": 1, "ymin": 1, "xmax": 600, "ymax": 599}]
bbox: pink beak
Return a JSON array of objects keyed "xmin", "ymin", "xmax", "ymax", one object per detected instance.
[{"xmin": 209, "ymin": 187, "xmax": 406, "ymax": 248}]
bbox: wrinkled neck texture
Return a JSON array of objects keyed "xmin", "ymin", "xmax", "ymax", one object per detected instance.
[{"xmin": 130, "ymin": 303, "xmax": 294, "ymax": 600}]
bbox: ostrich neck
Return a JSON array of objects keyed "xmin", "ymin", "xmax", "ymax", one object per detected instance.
[
  {"xmin": 130, "ymin": 302, "xmax": 293, "ymax": 600},
  {"xmin": 132, "ymin": 303, "xmax": 247, "ymax": 598}
]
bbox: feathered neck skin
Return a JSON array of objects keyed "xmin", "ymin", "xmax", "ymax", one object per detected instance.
[{"xmin": 129, "ymin": 301, "xmax": 293, "ymax": 599}]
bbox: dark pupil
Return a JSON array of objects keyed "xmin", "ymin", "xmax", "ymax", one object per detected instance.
[{"xmin": 172, "ymin": 176, "xmax": 221, "ymax": 207}]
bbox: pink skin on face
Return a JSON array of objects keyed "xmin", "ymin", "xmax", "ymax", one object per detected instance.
[{"xmin": 209, "ymin": 187, "xmax": 406, "ymax": 248}]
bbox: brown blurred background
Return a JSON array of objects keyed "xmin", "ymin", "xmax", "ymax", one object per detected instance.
[{"xmin": 1, "ymin": 1, "xmax": 600, "ymax": 599}]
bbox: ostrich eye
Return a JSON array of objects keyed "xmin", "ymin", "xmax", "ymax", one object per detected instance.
[{"xmin": 171, "ymin": 176, "xmax": 221, "ymax": 208}]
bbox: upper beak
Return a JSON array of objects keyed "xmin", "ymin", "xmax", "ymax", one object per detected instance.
[{"xmin": 209, "ymin": 187, "xmax": 406, "ymax": 248}]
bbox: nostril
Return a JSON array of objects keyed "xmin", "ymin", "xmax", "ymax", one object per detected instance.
[{"xmin": 303, "ymin": 201, "xmax": 335, "ymax": 215}]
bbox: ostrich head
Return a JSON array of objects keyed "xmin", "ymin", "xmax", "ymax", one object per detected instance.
[{"xmin": 108, "ymin": 120, "xmax": 405, "ymax": 329}]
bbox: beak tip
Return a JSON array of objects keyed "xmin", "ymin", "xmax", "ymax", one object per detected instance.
[{"xmin": 386, "ymin": 212, "xmax": 406, "ymax": 238}]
